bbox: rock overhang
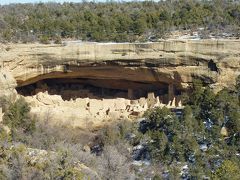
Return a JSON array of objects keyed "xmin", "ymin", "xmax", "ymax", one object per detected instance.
[
  {"xmin": 0, "ymin": 40, "xmax": 240, "ymax": 127},
  {"xmin": 1, "ymin": 39, "xmax": 240, "ymax": 99}
]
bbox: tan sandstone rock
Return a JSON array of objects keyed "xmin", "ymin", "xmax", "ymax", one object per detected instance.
[
  {"xmin": 0, "ymin": 107, "xmax": 2, "ymax": 122},
  {"xmin": 0, "ymin": 40, "xmax": 239, "ymax": 128}
]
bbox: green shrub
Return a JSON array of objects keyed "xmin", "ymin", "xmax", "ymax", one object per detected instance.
[
  {"xmin": 39, "ymin": 35, "xmax": 50, "ymax": 44},
  {"xmin": 3, "ymin": 98, "xmax": 36, "ymax": 134},
  {"xmin": 54, "ymin": 36, "xmax": 62, "ymax": 44},
  {"xmin": 212, "ymin": 160, "xmax": 240, "ymax": 180}
]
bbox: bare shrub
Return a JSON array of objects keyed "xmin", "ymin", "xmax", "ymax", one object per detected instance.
[{"xmin": 96, "ymin": 145, "xmax": 135, "ymax": 180}]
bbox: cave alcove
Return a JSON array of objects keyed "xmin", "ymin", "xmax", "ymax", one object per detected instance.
[{"xmin": 16, "ymin": 78, "xmax": 173, "ymax": 102}]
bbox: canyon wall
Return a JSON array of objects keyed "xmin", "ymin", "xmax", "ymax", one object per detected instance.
[
  {"xmin": 0, "ymin": 40, "xmax": 239, "ymax": 127},
  {"xmin": 1, "ymin": 40, "xmax": 239, "ymax": 90}
]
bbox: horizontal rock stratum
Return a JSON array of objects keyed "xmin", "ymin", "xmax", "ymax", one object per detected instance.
[
  {"xmin": 0, "ymin": 40, "xmax": 240, "ymax": 127},
  {"xmin": 1, "ymin": 40, "xmax": 240, "ymax": 91}
]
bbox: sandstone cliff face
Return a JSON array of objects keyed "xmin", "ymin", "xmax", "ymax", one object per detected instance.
[
  {"xmin": 1, "ymin": 40, "xmax": 239, "ymax": 91},
  {"xmin": 0, "ymin": 69, "xmax": 17, "ymax": 97},
  {"xmin": 0, "ymin": 40, "xmax": 239, "ymax": 127}
]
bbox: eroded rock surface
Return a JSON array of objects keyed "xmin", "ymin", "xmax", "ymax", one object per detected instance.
[
  {"xmin": 0, "ymin": 40, "xmax": 240, "ymax": 127},
  {"xmin": 1, "ymin": 40, "xmax": 239, "ymax": 89}
]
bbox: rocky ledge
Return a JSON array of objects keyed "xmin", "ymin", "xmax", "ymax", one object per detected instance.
[{"xmin": 0, "ymin": 40, "xmax": 239, "ymax": 127}]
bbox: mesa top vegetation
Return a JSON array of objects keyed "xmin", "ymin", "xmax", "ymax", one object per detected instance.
[{"xmin": 0, "ymin": 0, "xmax": 239, "ymax": 43}]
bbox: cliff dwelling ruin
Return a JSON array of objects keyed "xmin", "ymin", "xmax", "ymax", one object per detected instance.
[
  {"xmin": 16, "ymin": 77, "xmax": 181, "ymax": 102},
  {"xmin": 15, "ymin": 75, "xmax": 183, "ymax": 126},
  {"xmin": 2, "ymin": 40, "xmax": 238, "ymax": 128}
]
